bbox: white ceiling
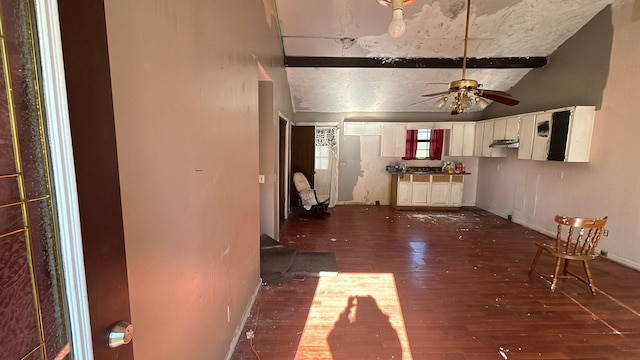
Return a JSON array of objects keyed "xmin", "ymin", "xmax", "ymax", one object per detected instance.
[{"xmin": 275, "ymin": 0, "xmax": 616, "ymax": 115}]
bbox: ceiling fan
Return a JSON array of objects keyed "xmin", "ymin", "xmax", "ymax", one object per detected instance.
[{"xmin": 421, "ymin": 0, "xmax": 520, "ymax": 115}]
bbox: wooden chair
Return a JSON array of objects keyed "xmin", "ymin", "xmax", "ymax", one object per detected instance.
[{"xmin": 529, "ymin": 215, "xmax": 608, "ymax": 295}]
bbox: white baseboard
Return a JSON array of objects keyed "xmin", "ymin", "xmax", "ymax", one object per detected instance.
[
  {"xmin": 604, "ymin": 252, "xmax": 640, "ymax": 272},
  {"xmin": 224, "ymin": 278, "xmax": 262, "ymax": 360}
]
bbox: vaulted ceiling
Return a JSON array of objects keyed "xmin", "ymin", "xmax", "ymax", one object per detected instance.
[{"xmin": 274, "ymin": 0, "xmax": 616, "ymax": 115}]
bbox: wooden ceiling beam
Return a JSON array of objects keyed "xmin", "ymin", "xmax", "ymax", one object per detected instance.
[{"xmin": 284, "ymin": 56, "xmax": 547, "ymax": 69}]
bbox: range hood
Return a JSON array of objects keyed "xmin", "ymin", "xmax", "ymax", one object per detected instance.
[{"xmin": 489, "ymin": 139, "xmax": 520, "ymax": 148}]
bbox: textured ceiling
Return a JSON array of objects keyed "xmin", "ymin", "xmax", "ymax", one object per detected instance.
[{"xmin": 275, "ymin": 0, "xmax": 616, "ymax": 115}]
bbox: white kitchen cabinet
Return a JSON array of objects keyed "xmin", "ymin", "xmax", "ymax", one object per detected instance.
[
  {"xmin": 430, "ymin": 175, "xmax": 451, "ymax": 206},
  {"xmin": 391, "ymin": 174, "xmax": 465, "ymax": 208},
  {"xmin": 381, "ymin": 123, "xmax": 406, "ymax": 157},
  {"xmin": 492, "ymin": 116, "xmax": 519, "ymax": 141},
  {"xmin": 530, "ymin": 112, "xmax": 553, "ymax": 160},
  {"xmin": 517, "ymin": 114, "xmax": 537, "ymax": 160},
  {"xmin": 492, "ymin": 118, "xmax": 506, "ymax": 140},
  {"xmin": 473, "ymin": 121, "xmax": 484, "ymax": 156},
  {"xmin": 505, "ymin": 116, "xmax": 520, "ymax": 140},
  {"xmin": 343, "ymin": 122, "xmax": 383, "ymax": 136},
  {"xmin": 528, "ymin": 106, "xmax": 595, "ymax": 162},
  {"xmin": 480, "ymin": 121, "xmax": 507, "ymax": 157},
  {"xmin": 449, "ymin": 122, "xmax": 476, "ymax": 157},
  {"xmin": 396, "ymin": 177, "xmax": 412, "ymax": 206},
  {"xmin": 450, "ymin": 176, "xmax": 464, "ymax": 206},
  {"xmin": 410, "ymin": 175, "xmax": 430, "ymax": 205}
]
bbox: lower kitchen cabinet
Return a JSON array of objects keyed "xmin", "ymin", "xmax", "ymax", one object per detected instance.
[
  {"xmin": 396, "ymin": 176, "xmax": 412, "ymax": 206},
  {"xmin": 410, "ymin": 175, "xmax": 430, "ymax": 205},
  {"xmin": 430, "ymin": 175, "xmax": 451, "ymax": 206},
  {"xmin": 450, "ymin": 176, "xmax": 464, "ymax": 206},
  {"xmin": 390, "ymin": 173, "xmax": 465, "ymax": 209}
]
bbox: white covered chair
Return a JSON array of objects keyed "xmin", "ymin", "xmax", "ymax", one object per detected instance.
[{"xmin": 293, "ymin": 172, "xmax": 329, "ymax": 217}]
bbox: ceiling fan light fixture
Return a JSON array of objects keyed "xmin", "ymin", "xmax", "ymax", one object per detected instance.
[{"xmin": 460, "ymin": 91, "xmax": 472, "ymax": 109}]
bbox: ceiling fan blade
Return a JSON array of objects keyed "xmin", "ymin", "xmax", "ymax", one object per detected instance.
[
  {"xmin": 479, "ymin": 90, "xmax": 520, "ymax": 106},
  {"xmin": 408, "ymin": 98, "xmax": 432, "ymax": 107},
  {"xmin": 481, "ymin": 89, "xmax": 515, "ymax": 97},
  {"xmin": 421, "ymin": 90, "xmax": 451, "ymax": 97}
]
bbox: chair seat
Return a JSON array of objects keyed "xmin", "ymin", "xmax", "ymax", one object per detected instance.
[{"xmin": 534, "ymin": 241, "xmax": 598, "ymax": 261}]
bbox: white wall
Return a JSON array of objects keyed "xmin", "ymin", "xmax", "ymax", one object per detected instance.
[
  {"xmin": 476, "ymin": 2, "xmax": 640, "ymax": 269},
  {"xmin": 104, "ymin": 0, "xmax": 292, "ymax": 358}
]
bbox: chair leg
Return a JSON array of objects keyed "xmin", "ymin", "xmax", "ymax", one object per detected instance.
[
  {"xmin": 529, "ymin": 247, "xmax": 543, "ymax": 273},
  {"xmin": 582, "ymin": 260, "xmax": 596, "ymax": 295},
  {"xmin": 562, "ymin": 259, "xmax": 570, "ymax": 276},
  {"xmin": 551, "ymin": 257, "xmax": 563, "ymax": 292}
]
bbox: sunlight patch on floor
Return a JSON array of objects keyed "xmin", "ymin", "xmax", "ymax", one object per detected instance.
[{"xmin": 295, "ymin": 273, "xmax": 412, "ymax": 360}]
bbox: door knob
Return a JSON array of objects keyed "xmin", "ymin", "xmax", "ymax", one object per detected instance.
[{"xmin": 109, "ymin": 321, "xmax": 133, "ymax": 348}]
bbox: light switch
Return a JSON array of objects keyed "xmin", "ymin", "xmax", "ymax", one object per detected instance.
[{"xmin": 258, "ymin": 175, "xmax": 265, "ymax": 184}]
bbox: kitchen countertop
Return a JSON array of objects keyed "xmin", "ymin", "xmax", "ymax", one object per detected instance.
[{"xmin": 398, "ymin": 171, "xmax": 471, "ymax": 175}]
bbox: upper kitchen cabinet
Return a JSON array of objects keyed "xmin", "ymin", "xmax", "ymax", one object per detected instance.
[
  {"xmin": 475, "ymin": 120, "xmax": 507, "ymax": 158},
  {"xmin": 449, "ymin": 122, "xmax": 476, "ymax": 157},
  {"xmin": 381, "ymin": 123, "xmax": 406, "ymax": 157},
  {"xmin": 505, "ymin": 116, "xmax": 520, "ymax": 140},
  {"xmin": 526, "ymin": 106, "xmax": 595, "ymax": 162},
  {"xmin": 517, "ymin": 114, "xmax": 537, "ymax": 160}
]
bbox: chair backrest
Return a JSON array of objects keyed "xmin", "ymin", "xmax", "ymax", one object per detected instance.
[
  {"xmin": 293, "ymin": 172, "xmax": 312, "ymax": 192},
  {"xmin": 554, "ymin": 215, "xmax": 608, "ymax": 258}
]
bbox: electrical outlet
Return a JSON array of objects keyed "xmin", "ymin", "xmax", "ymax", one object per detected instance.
[
  {"xmin": 603, "ymin": 229, "xmax": 609, "ymax": 237},
  {"xmin": 600, "ymin": 250, "xmax": 608, "ymax": 257}
]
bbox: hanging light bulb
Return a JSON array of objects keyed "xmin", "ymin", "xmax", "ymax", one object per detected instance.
[
  {"xmin": 475, "ymin": 97, "xmax": 490, "ymax": 110},
  {"xmin": 378, "ymin": 0, "xmax": 415, "ymax": 38},
  {"xmin": 388, "ymin": 0, "xmax": 406, "ymax": 38},
  {"xmin": 435, "ymin": 96, "xmax": 448, "ymax": 109}
]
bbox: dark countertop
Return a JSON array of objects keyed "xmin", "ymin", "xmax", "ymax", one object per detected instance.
[{"xmin": 388, "ymin": 170, "xmax": 471, "ymax": 176}]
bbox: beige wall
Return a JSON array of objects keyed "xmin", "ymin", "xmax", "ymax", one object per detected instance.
[
  {"xmin": 103, "ymin": 0, "xmax": 292, "ymax": 358},
  {"xmin": 475, "ymin": 2, "xmax": 640, "ymax": 269}
]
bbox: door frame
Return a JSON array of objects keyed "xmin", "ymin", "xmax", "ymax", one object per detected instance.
[
  {"xmin": 35, "ymin": 0, "xmax": 93, "ymax": 357},
  {"xmin": 278, "ymin": 113, "xmax": 291, "ymax": 220}
]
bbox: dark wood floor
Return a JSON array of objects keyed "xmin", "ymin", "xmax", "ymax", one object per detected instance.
[{"xmin": 231, "ymin": 206, "xmax": 640, "ymax": 360}]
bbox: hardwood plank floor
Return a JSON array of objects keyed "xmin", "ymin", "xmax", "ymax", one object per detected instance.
[{"xmin": 231, "ymin": 206, "xmax": 640, "ymax": 360}]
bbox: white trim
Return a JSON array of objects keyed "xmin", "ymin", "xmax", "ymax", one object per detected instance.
[
  {"xmin": 605, "ymin": 253, "xmax": 640, "ymax": 272},
  {"xmin": 34, "ymin": 0, "xmax": 93, "ymax": 358},
  {"xmin": 295, "ymin": 121, "xmax": 340, "ymax": 127},
  {"xmin": 278, "ymin": 112, "xmax": 291, "ymax": 221}
]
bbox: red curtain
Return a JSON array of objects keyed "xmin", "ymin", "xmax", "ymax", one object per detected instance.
[
  {"xmin": 429, "ymin": 129, "xmax": 444, "ymax": 160},
  {"xmin": 402, "ymin": 129, "xmax": 418, "ymax": 160}
]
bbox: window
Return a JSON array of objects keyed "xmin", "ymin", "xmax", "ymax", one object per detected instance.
[
  {"xmin": 315, "ymin": 145, "xmax": 330, "ymax": 170},
  {"xmin": 403, "ymin": 128, "xmax": 444, "ymax": 161},
  {"xmin": 415, "ymin": 129, "xmax": 431, "ymax": 159}
]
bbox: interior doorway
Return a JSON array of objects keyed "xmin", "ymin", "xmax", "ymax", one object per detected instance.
[{"xmin": 290, "ymin": 126, "xmax": 315, "ymax": 209}]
